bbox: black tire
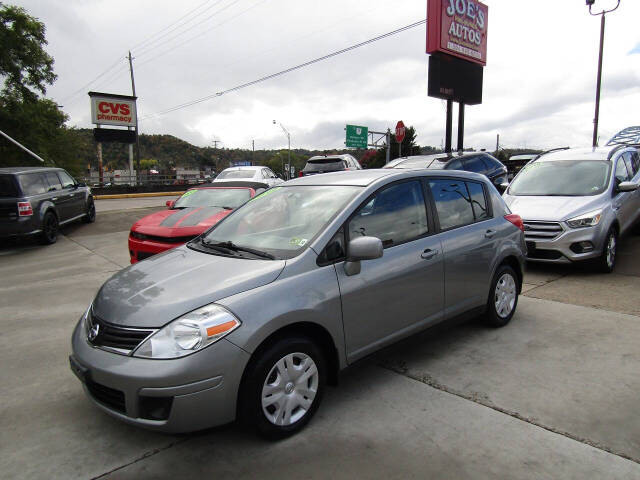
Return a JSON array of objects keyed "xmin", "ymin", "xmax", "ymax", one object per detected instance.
[
  {"xmin": 239, "ymin": 336, "xmax": 326, "ymax": 440},
  {"xmin": 40, "ymin": 211, "xmax": 59, "ymax": 245},
  {"xmin": 595, "ymin": 227, "xmax": 617, "ymax": 273},
  {"xmin": 484, "ymin": 264, "xmax": 519, "ymax": 328},
  {"xmin": 83, "ymin": 198, "xmax": 96, "ymax": 223}
]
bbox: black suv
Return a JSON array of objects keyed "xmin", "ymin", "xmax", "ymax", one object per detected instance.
[
  {"xmin": 0, "ymin": 167, "xmax": 95, "ymax": 244},
  {"xmin": 384, "ymin": 152, "xmax": 509, "ymax": 192}
]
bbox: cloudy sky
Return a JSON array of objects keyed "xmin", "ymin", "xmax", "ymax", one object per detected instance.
[{"xmin": 12, "ymin": 0, "xmax": 640, "ymax": 152}]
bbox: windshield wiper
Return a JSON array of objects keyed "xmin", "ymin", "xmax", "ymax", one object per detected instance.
[{"xmin": 201, "ymin": 239, "xmax": 275, "ymax": 259}]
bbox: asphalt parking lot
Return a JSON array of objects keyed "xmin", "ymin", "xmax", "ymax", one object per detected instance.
[{"xmin": 2, "ymin": 196, "xmax": 640, "ymax": 479}]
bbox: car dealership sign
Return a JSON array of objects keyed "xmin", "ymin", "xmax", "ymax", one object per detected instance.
[
  {"xmin": 426, "ymin": 0, "xmax": 489, "ymax": 66},
  {"xmin": 89, "ymin": 92, "xmax": 137, "ymax": 127}
]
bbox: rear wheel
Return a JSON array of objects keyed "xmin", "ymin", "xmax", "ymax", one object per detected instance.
[
  {"xmin": 40, "ymin": 211, "xmax": 58, "ymax": 245},
  {"xmin": 484, "ymin": 264, "xmax": 519, "ymax": 327},
  {"xmin": 596, "ymin": 227, "xmax": 617, "ymax": 273},
  {"xmin": 239, "ymin": 336, "xmax": 326, "ymax": 440},
  {"xmin": 83, "ymin": 199, "xmax": 96, "ymax": 223}
]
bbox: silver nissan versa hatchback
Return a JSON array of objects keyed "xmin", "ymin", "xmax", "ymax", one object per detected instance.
[
  {"xmin": 70, "ymin": 169, "xmax": 526, "ymax": 438},
  {"xmin": 503, "ymin": 146, "xmax": 640, "ymax": 272}
]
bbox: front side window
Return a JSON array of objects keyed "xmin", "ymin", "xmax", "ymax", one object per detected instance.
[
  {"xmin": 348, "ymin": 181, "xmax": 428, "ymax": 248},
  {"xmin": 622, "ymin": 153, "xmax": 637, "ymax": 177},
  {"xmin": 173, "ymin": 188, "xmax": 252, "ymax": 209},
  {"xmin": 630, "ymin": 152, "xmax": 640, "ymax": 175},
  {"xmin": 429, "ymin": 179, "xmax": 475, "ymax": 230},
  {"xmin": 45, "ymin": 172, "xmax": 62, "ymax": 191},
  {"xmin": 615, "ymin": 158, "xmax": 631, "ymax": 183},
  {"xmin": 200, "ymin": 185, "xmax": 360, "ymax": 259},
  {"xmin": 58, "ymin": 170, "xmax": 75, "ymax": 189},
  {"xmin": 19, "ymin": 174, "xmax": 47, "ymax": 195},
  {"xmin": 508, "ymin": 160, "xmax": 611, "ymax": 196}
]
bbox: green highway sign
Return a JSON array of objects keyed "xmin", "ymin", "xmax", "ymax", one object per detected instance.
[{"xmin": 345, "ymin": 124, "xmax": 368, "ymax": 148}]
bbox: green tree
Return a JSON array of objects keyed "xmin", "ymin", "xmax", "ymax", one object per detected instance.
[
  {"xmin": 0, "ymin": 3, "xmax": 83, "ymax": 174},
  {"xmin": 0, "ymin": 3, "xmax": 56, "ymax": 101}
]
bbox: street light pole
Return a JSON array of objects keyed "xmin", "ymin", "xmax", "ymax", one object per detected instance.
[
  {"xmin": 273, "ymin": 120, "xmax": 291, "ymax": 179},
  {"xmin": 587, "ymin": 0, "xmax": 620, "ymax": 148}
]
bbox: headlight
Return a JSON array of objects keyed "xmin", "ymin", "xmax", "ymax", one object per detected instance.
[
  {"xmin": 566, "ymin": 210, "xmax": 602, "ymax": 228},
  {"xmin": 133, "ymin": 304, "xmax": 240, "ymax": 359}
]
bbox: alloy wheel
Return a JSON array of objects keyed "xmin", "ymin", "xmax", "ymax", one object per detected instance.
[{"xmin": 606, "ymin": 233, "xmax": 616, "ymax": 269}]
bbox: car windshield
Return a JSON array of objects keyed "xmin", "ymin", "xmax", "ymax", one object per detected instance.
[
  {"xmin": 198, "ymin": 185, "xmax": 361, "ymax": 259},
  {"xmin": 216, "ymin": 170, "xmax": 255, "ymax": 179},
  {"xmin": 508, "ymin": 160, "xmax": 611, "ymax": 196},
  {"xmin": 173, "ymin": 188, "xmax": 252, "ymax": 209}
]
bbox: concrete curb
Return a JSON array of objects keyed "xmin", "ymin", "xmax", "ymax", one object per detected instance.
[{"xmin": 94, "ymin": 191, "xmax": 185, "ymax": 200}]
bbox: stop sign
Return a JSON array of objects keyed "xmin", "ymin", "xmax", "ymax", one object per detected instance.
[{"xmin": 395, "ymin": 120, "xmax": 406, "ymax": 143}]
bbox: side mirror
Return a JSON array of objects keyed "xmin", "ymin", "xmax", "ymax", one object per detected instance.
[
  {"xmin": 344, "ymin": 236, "xmax": 383, "ymax": 276},
  {"xmin": 617, "ymin": 181, "xmax": 638, "ymax": 193},
  {"xmin": 166, "ymin": 200, "xmax": 175, "ymax": 208},
  {"xmin": 76, "ymin": 182, "xmax": 86, "ymax": 188}
]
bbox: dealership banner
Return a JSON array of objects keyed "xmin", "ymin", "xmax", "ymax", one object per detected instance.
[
  {"xmin": 89, "ymin": 92, "xmax": 137, "ymax": 127},
  {"xmin": 427, "ymin": 0, "xmax": 488, "ymax": 66}
]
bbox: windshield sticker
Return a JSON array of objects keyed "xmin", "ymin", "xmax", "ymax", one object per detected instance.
[
  {"xmin": 251, "ymin": 186, "xmax": 281, "ymax": 201},
  {"xmin": 289, "ymin": 237, "xmax": 308, "ymax": 247}
]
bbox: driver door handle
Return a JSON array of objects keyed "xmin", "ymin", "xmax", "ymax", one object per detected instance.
[
  {"xmin": 485, "ymin": 229, "xmax": 496, "ymax": 238},
  {"xmin": 421, "ymin": 249, "xmax": 439, "ymax": 260}
]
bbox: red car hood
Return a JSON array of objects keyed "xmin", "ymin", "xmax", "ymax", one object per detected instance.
[{"xmin": 132, "ymin": 207, "xmax": 232, "ymax": 237}]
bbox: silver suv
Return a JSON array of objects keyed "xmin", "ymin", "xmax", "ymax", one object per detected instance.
[
  {"xmin": 503, "ymin": 146, "xmax": 640, "ymax": 272},
  {"xmin": 70, "ymin": 169, "xmax": 525, "ymax": 438}
]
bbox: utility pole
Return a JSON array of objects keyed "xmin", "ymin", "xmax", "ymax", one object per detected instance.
[
  {"xmin": 252, "ymin": 139, "xmax": 255, "ymax": 165},
  {"xmin": 128, "ymin": 51, "xmax": 141, "ymax": 184},
  {"xmin": 212, "ymin": 140, "xmax": 221, "ymax": 149},
  {"xmin": 495, "ymin": 133, "xmax": 500, "ymax": 154}
]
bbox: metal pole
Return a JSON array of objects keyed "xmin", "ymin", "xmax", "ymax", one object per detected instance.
[
  {"xmin": 445, "ymin": 99, "xmax": 453, "ymax": 153},
  {"xmin": 0, "ymin": 129, "xmax": 46, "ymax": 163},
  {"xmin": 386, "ymin": 129, "xmax": 391, "ymax": 164},
  {"xmin": 592, "ymin": 13, "xmax": 605, "ymax": 147},
  {"xmin": 457, "ymin": 103, "xmax": 465, "ymax": 151},
  {"xmin": 496, "ymin": 133, "xmax": 500, "ymax": 154},
  {"xmin": 128, "ymin": 51, "xmax": 141, "ymax": 183}
]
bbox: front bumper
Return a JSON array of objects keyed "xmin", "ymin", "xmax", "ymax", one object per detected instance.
[
  {"xmin": 128, "ymin": 236, "xmax": 180, "ymax": 264},
  {"xmin": 70, "ymin": 318, "xmax": 251, "ymax": 433},
  {"xmin": 524, "ymin": 219, "xmax": 607, "ymax": 264}
]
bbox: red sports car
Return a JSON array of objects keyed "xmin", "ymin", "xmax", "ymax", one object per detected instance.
[{"xmin": 128, "ymin": 181, "xmax": 268, "ymax": 263}]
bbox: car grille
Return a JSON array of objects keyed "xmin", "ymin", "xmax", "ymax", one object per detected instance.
[
  {"xmin": 130, "ymin": 232, "xmax": 197, "ymax": 244},
  {"xmin": 86, "ymin": 379, "xmax": 126, "ymax": 413},
  {"xmin": 522, "ymin": 220, "xmax": 564, "ymax": 240},
  {"xmin": 87, "ymin": 311, "xmax": 155, "ymax": 354}
]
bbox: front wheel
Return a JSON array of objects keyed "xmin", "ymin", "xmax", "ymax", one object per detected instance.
[
  {"xmin": 83, "ymin": 199, "xmax": 96, "ymax": 223},
  {"xmin": 239, "ymin": 336, "xmax": 326, "ymax": 440},
  {"xmin": 596, "ymin": 228, "xmax": 617, "ymax": 273},
  {"xmin": 484, "ymin": 264, "xmax": 519, "ymax": 328}
]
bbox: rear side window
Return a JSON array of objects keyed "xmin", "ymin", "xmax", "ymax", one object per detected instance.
[
  {"xmin": 45, "ymin": 172, "xmax": 62, "ymax": 191},
  {"xmin": 429, "ymin": 179, "xmax": 475, "ymax": 230},
  {"xmin": 0, "ymin": 175, "xmax": 19, "ymax": 197},
  {"xmin": 348, "ymin": 181, "xmax": 429, "ymax": 248},
  {"xmin": 462, "ymin": 156, "xmax": 488, "ymax": 173},
  {"xmin": 19, "ymin": 173, "xmax": 48, "ymax": 195}
]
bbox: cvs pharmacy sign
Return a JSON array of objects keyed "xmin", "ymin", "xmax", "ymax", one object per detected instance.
[{"xmin": 89, "ymin": 92, "xmax": 137, "ymax": 127}]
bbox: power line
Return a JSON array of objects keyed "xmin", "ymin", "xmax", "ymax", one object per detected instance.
[
  {"xmin": 58, "ymin": 55, "xmax": 127, "ymax": 103},
  {"xmin": 129, "ymin": 0, "xmax": 217, "ymax": 52},
  {"xmin": 136, "ymin": 0, "xmax": 266, "ymax": 69},
  {"xmin": 134, "ymin": 0, "xmax": 243, "ymax": 58},
  {"xmin": 142, "ymin": 19, "xmax": 426, "ymax": 119}
]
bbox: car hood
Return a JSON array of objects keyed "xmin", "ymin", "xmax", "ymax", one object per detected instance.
[
  {"xmin": 93, "ymin": 247, "xmax": 286, "ymax": 328},
  {"xmin": 132, "ymin": 207, "xmax": 231, "ymax": 236},
  {"xmin": 503, "ymin": 194, "xmax": 604, "ymax": 222}
]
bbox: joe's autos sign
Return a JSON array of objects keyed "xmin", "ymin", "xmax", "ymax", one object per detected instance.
[
  {"xmin": 89, "ymin": 92, "xmax": 137, "ymax": 127},
  {"xmin": 426, "ymin": 0, "xmax": 488, "ymax": 66}
]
